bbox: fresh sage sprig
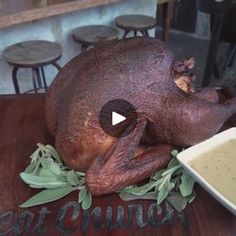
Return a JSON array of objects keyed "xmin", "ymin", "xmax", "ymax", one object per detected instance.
[
  {"xmin": 20, "ymin": 144, "xmax": 92, "ymax": 210},
  {"xmin": 118, "ymin": 150, "xmax": 196, "ymax": 212},
  {"xmin": 20, "ymin": 144, "xmax": 195, "ymax": 212}
]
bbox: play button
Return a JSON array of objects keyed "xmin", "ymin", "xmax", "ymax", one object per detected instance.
[
  {"xmin": 112, "ymin": 112, "xmax": 126, "ymax": 126},
  {"xmin": 99, "ymin": 99, "xmax": 138, "ymax": 138}
]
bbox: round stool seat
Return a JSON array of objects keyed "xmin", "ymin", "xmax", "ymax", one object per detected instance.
[
  {"xmin": 3, "ymin": 40, "xmax": 62, "ymax": 94},
  {"xmin": 72, "ymin": 25, "xmax": 119, "ymax": 50},
  {"xmin": 115, "ymin": 14, "xmax": 157, "ymax": 31},
  {"xmin": 4, "ymin": 40, "xmax": 62, "ymax": 68}
]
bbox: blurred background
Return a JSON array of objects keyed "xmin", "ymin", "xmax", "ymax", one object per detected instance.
[{"xmin": 0, "ymin": 0, "xmax": 235, "ymax": 94}]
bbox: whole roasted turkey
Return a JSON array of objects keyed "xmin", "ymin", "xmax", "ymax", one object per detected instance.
[{"xmin": 45, "ymin": 37, "xmax": 236, "ymax": 195}]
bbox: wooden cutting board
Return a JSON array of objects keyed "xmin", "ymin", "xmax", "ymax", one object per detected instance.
[{"xmin": 0, "ymin": 94, "xmax": 235, "ymax": 236}]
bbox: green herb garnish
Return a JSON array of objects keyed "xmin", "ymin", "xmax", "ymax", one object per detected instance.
[
  {"xmin": 20, "ymin": 144, "xmax": 195, "ymax": 212},
  {"xmin": 119, "ymin": 149, "xmax": 196, "ymax": 212},
  {"xmin": 20, "ymin": 144, "xmax": 91, "ymax": 210}
]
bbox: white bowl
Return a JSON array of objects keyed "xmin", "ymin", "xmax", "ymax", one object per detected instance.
[{"xmin": 177, "ymin": 127, "xmax": 236, "ymax": 216}]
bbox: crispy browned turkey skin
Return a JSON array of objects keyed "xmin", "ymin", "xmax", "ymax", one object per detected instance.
[{"xmin": 45, "ymin": 37, "xmax": 236, "ymax": 195}]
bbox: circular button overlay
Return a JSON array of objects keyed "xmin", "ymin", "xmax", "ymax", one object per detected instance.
[{"xmin": 99, "ymin": 99, "xmax": 138, "ymax": 138}]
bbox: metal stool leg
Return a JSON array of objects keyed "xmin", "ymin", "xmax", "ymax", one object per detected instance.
[
  {"xmin": 52, "ymin": 62, "xmax": 61, "ymax": 72},
  {"xmin": 123, "ymin": 30, "xmax": 130, "ymax": 39},
  {"xmin": 81, "ymin": 44, "xmax": 89, "ymax": 52},
  {"xmin": 40, "ymin": 67, "xmax": 47, "ymax": 91},
  {"xmin": 12, "ymin": 67, "xmax": 20, "ymax": 94},
  {"xmin": 145, "ymin": 30, "xmax": 149, "ymax": 37},
  {"xmin": 34, "ymin": 67, "xmax": 42, "ymax": 89},
  {"xmin": 140, "ymin": 30, "xmax": 146, "ymax": 36},
  {"xmin": 32, "ymin": 69, "xmax": 38, "ymax": 93},
  {"xmin": 141, "ymin": 30, "xmax": 149, "ymax": 37}
]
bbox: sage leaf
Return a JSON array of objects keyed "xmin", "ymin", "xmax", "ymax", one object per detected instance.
[
  {"xmin": 161, "ymin": 165, "xmax": 181, "ymax": 177},
  {"xmin": 30, "ymin": 149, "xmax": 40, "ymax": 162},
  {"xmin": 29, "ymin": 185, "xmax": 43, "ymax": 188},
  {"xmin": 78, "ymin": 188, "xmax": 87, "ymax": 203},
  {"xmin": 29, "ymin": 182, "xmax": 70, "ymax": 189},
  {"xmin": 186, "ymin": 191, "xmax": 196, "ymax": 203},
  {"xmin": 32, "ymin": 161, "xmax": 41, "ymax": 175},
  {"xmin": 41, "ymin": 158, "xmax": 61, "ymax": 175},
  {"xmin": 81, "ymin": 191, "xmax": 92, "ymax": 210},
  {"xmin": 20, "ymin": 187, "xmax": 73, "ymax": 208},
  {"xmin": 37, "ymin": 143, "xmax": 48, "ymax": 154},
  {"xmin": 171, "ymin": 150, "xmax": 179, "ymax": 157},
  {"xmin": 157, "ymin": 182, "xmax": 175, "ymax": 204},
  {"xmin": 38, "ymin": 169, "xmax": 66, "ymax": 182},
  {"xmin": 45, "ymin": 144, "xmax": 61, "ymax": 162},
  {"xmin": 167, "ymin": 192, "xmax": 187, "ymax": 212},
  {"xmin": 38, "ymin": 169, "xmax": 57, "ymax": 177},
  {"xmin": 152, "ymin": 169, "xmax": 165, "ymax": 181},
  {"xmin": 157, "ymin": 175, "xmax": 170, "ymax": 191},
  {"xmin": 171, "ymin": 176, "xmax": 179, "ymax": 185},
  {"xmin": 66, "ymin": 170, "xmax": 80, "ymax": 186},
  {"xmin": 167, "ymin": 158, "xmax": 179, "ymax": 169},
  {"xmin": 20, "ymin": 172, "xmax": 56, "ymax": 184},
  {"xmin": 79, "ymin": 179, "xmax": 85, "ymax": 186},
  {"xmin": 118, "ymin": 185, "xmax": 135, "ymax": 193},
  {"xmin": 119, "ymin": 191, "xmax": 157, "ymax": 201},
  {"xmin": 129, "ymin": 182, "xmax": 156, "ymax": 196},
  {"xmin": 20, "ymin": 173, "xmax": 68, "ymax": 188},
  {"xmin": 75, "ymin": 171, "xmax": 85, "ymax": 177},
  {"xmin": 25, "ymin": 161, "xmax": 37, "ymax": 173},
  {"xmin": 179, "ymin": 170, "xmax": 195, "ymax": 197},
  {"xmin": 157, "ymin": 186, "xmax": 168, "ymax": 205}
]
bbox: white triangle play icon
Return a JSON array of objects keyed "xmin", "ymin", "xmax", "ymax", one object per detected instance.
[{"xmin": 112, "ymin": 111, "xmax": 126, "ymax": 126}]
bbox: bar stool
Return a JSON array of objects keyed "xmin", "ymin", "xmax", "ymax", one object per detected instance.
[
  {"xmin": 72, "ymin": 25, "xmax": 119, "ymax": 52},
  {"xmin": 4, "ymin": 40, "xmax": 62, "ymax": 94},
  {"xmin": 115, "ymin": 14, "xmax": 157, "ymax": 38}
]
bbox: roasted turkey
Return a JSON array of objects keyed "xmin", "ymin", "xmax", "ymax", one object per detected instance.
[{"xmin": 45, "ymin": 37, "xmax": 236, "ymax": 195}]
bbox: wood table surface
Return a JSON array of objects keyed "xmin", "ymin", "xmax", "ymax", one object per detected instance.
[{"xmin": 0, "ymin": 94, "xmax": 235, "ymax": 236}]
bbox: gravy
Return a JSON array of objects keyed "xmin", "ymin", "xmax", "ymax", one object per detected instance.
[{"xmin": 188, "ymin": 139, "xmax": 236, "ymax": 205}]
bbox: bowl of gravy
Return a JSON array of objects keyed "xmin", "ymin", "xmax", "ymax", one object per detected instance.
[{"xmin": 177, "ymin": 127, "xmax": 236, "ymax": 216}]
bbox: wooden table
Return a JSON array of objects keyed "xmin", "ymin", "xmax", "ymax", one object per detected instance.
[
  {"xmin": 0, "ymin": 94, "xmax": 235, "ymax": 235},
  {"xmin": 0, "ymin": 0, "xmax": 121, "ymax": 29}
]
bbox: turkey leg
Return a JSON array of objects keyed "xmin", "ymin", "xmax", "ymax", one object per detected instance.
[{"xmin": 86, "ymin": 117, "xmax": 173, "ymax": 195}]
